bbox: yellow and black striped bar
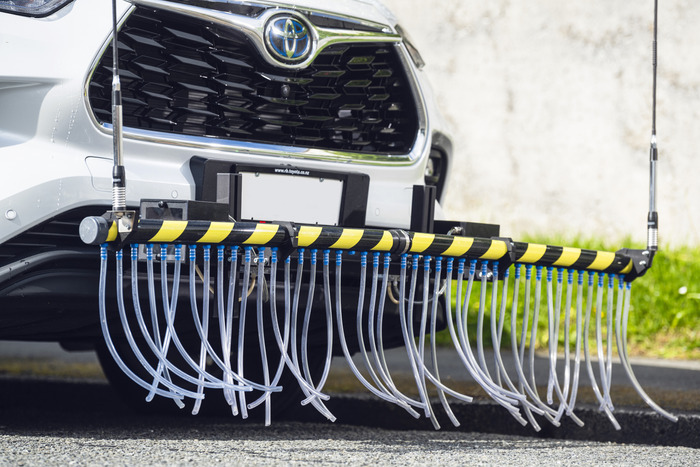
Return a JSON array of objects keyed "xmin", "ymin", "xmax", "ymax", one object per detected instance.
[
  {"xmin": 513, "ymin": 242, "xmax": 633, "ymax": 275},
  {"xmin": 121, "ymin": 219, "xmax": 288, "ymax": 247},
  {"xmin": 89, "ymin": 217, "xmax": 634, "ymax": 276},
  {"xmin": 296, "ymin": 225, "xmax": 406, "ymax": 252}
]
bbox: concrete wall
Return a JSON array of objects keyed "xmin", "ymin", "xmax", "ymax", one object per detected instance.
[{"xmin": 382, "ymin": 0, "xmax": 699, "ymax": 247}]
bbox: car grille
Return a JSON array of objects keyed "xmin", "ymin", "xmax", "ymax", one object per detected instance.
[{"xmin": 88, "ymin": 6, "xmax": 419, "ymax": 155}]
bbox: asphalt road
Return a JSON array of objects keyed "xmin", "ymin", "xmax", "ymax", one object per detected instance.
[
  {"xmin": 0, "ymin": 342, "xmax": 699, "ymax": 464},
  {"xmin": 0, "ymin": 377, "xmax": 698, "ymax": 466}
]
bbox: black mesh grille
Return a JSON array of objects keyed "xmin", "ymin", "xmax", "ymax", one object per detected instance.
[
  {"xmin": 0, "ymin": 206, "xmax": 105, "ymax": 268},
  {"xmin": 88, "ymin": 7, "xmax": 419, "ymax": 155}
]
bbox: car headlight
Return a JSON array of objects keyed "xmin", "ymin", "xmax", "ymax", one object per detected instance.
[{"xmin": 0, "ymin": 0, "xmax": 74, "ymax": 17}]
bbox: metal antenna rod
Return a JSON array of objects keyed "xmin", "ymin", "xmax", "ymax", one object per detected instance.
[
  {"xmin": 647, "ymin": 0, "xmax": 659, "ymax": 253},
  {"xmin": 111, "ymin": 0, "xmax": 126, "ymax": 212}
]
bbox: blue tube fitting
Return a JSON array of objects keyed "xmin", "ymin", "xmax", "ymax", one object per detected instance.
[
  {"xmin": 244, "ymin": 246, "xmax": 251, "ymax": 263},
  {"xmin": 203, "ymin": 244, "xmax": 211, "ymax": 261},
  {"xmin": 189, "ymin": 244, "xmax": 197, "ymax": 262}
]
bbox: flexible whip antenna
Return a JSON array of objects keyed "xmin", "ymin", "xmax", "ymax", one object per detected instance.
[
  {"xmin": 647, "ymin": 0, "xmax": 659, "ymax": 253},
  {"xmin": 111, "ymin": 0, "xmax": 127, "ymax": 212}
]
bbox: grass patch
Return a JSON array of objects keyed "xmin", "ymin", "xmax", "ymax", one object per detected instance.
[{"xmin": 432, "ymin": 237, "xmax": 700, "ymax": 360}]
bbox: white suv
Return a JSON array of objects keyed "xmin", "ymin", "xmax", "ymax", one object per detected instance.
[{"xmin": 0, "ymin": 0, "xmax": 452, "ymax": 412}]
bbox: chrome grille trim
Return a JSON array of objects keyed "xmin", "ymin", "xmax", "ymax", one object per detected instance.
[{"xmin": 85, "ymin": 3, "xmax": 428, "ymax": 166}]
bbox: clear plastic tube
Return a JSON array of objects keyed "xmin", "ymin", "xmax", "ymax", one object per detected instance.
[
  {"xmin": 375, "ymin": 254, "xmax": 421, "ymax": 408},
  {"xmin": 605, "ymin": 275, "xmax": 617, "ymax": 410},
  {"xmin": 368, "ymin": 254, "xmax": 423, "ymax": 414},
  {"xmin": 566, "ymin": 271, "xmax": 585, "ymax": 416},
  {"xmin": 408, "ymin": 256, "xmax": 473, "ymax": 408},
  {"xmin": 101, "ymin": 247, "xmax": 186, "ymax": 404},
  {"xmin": 251, "ymin": 248, "xmax": 272, "ymax": 425},
  {"xmin": 354, "ymin": 252, "xmax": 406, "ymax": 407},
  {"xmin": 556, "ymin": 270, "xmax": 583, "ymax": 426},
  {"xmin": 333, "ymin": 250, "xmax": 414, "ymax": 410},
  {"xmin": 145, "ymin": 244, "xmax": 178, "ymax": 404},
  {"xmin": 248, "ymin": 248, "xmax": 294, "ymax": 412},
  {"xmin": 616, "ymin": 281, "xmax": 678, "ymax": 422},
  {"xmin": 402, "ymin": 255, "xmax": 437, "ymax": 426},
  {"xmin": 266, "ymin": 253, "xmax": 334, "ymax": 420},
  {"xmin": 192, "ymin": 245, "xmax": 212, "ymax": 415},
  {"xmin": 116, "ymin": 250, "xmax": 191, "ymax": 397},
  {"xmin": 457, "ymin": 261, "xmax": 525, "ymax": 409},
  {"xmin": 237, "ymin": 247, "xmax": 252, "ymax": 418},
  {"xmin": 149, "ymin": 246, "xmax": 249, "ymax": 393},
  {"xmin": 221, "ymin": 246, "xmax": 238, "ymax": 415},
  {"xmin": 289, "ymin": 250, "xmax": 306, "ymax": 398},
  {"xmin": 429, "ymin": 257, "xmax": 461, "ymax": 427},
  {"xmin": 166, "ymin": 245, "xmax": 270, "ymax": 392},
  {"xmin": 452, "ymin": 260, "xmax": 525, "ymax": 422},
  {"xmin": 127, "ymin": 246, "xmax": 205, "ymax": 401},
  {"xmin": 496, "ymin": 268, "xmax": 542, "ymax": 431},
  {"xmin": 490, "ymin": 266, "xmax": 544, "ymax": 429},
  {"xmin": 300, "ymin": 250, "xmax": 335, "ymax": 407},
  {"xmin": 595, "ymin": 274, "xmax": 613, "ymax": 412},
  {"xmin": 395, "ymin": 255, "xmax": 433, "ymax": 414},
  {"xmin": 476, "ymin": 261, "xmax": 492, "ymax": 379},
  {"xmin": 411, "ymin": 255, "xmax": 439, "ymax": 426},
  {"xmin": 300, "ymin": 249, "xmax": 318, "ymax": 386},
  {"xmin": 494, "ymin": 267, "xmax": 509, "ymax": 388},
  {"xmin": 546, "ymin": 268, "xmax": 563, "ymax": 405},
  {"xmin": 546, "ymin": 269, "xmax": 583, "ymax": 426},
  {"xmin": 510, "ymin": 265, "xmax": 559, "ymax": 424},
  {"xmin": 181, "ymin": 246, "xmax": 259, "ymax": 391},
  {"xmin": 583, "ymin": 272, "xmax": 620, "ymax": 429},
  {"xmin": 277, "ymin": 251, "xmax": 333, "ymax": 412},
  {"xmin": 527, "ymin": 267, "xmax": 544, "ymax": 404}
]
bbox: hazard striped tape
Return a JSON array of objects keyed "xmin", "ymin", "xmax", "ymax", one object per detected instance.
[{"xmin": 101, "ymin": 219, "xmax": 633, "ymax": 275}]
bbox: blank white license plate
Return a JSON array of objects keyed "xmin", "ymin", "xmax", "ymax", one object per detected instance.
[{"xmin": 239, "ymin": 171, "xmax": 343, "ymax": 225}]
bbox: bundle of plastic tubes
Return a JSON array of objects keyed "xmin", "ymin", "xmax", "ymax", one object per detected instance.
[{"xmin": 90, "ymin": 218, "xmax": 677, "ymax": 429}]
